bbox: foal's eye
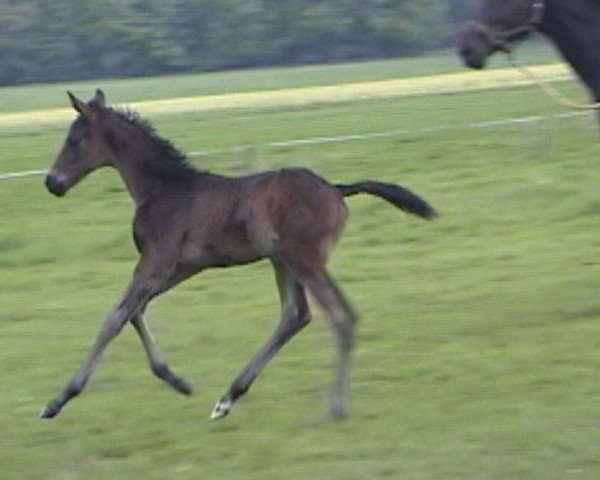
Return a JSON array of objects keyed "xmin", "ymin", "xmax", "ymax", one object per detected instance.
[{"xmin": 67, "ymin": 136, "xmax": 81, "ymax": 148}]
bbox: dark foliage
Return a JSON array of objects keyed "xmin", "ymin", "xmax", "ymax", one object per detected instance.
[{"xmin": 0, "ymin": 0, "xmax": 473, "ymax": 85}]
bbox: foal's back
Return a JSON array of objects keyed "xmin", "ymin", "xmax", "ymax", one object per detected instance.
[{"xmin": 180, "ymin": 167, "xmax": 347, "ymax": 269}]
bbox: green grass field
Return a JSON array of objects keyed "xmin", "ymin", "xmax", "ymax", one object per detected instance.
[{"xmin": 2, "ymin": 48, "xmax": 600, "ymax": 479}]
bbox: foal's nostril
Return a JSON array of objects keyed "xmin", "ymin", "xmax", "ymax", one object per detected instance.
[{"xmin": 45, "ymin": 175, "xmax": 67, "ymax": 197}]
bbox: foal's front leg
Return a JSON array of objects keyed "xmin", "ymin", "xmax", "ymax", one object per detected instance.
[
  {"xmin": 131, "ymin": 314, "xmax": 192, "ymax": 395},
  {"xmin": 39, "ymin": 261, "xmax": 170, "ymax": 419},
  {"xmin": 129, "ymin": 264, "xmax": 200, "ymax": 396}
]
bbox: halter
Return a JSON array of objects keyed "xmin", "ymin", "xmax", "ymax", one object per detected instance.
[
  {"xmin": 468, "ymin": 0, "xmax": 600, "ymax": 111},
  {"xmin": 468, "ymin": 0, "xmax": 545, "ymax": 53}
]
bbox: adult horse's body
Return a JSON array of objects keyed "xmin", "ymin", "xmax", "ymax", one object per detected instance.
[
  {"xmin": 457, "ymin": 0, "xmax": 600, "ymax": 123},
  {"xmin": 40, "ymin": 90, "xmax": 436, "ymax": 421}
]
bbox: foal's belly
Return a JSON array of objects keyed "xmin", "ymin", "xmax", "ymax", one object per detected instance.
[
  {"xmin": 181, "ymin": 195, "xmax": 280, "ymax": 268},
  {"xmin": 179, "ymin": 237, "xmax": 272, "ymax": 269}
]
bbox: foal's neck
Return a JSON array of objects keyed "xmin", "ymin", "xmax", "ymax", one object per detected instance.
[{"xmin": 112, "ymin": 128, "xmax": 197, "ymax": 206}]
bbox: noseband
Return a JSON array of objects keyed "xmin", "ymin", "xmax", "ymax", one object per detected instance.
[{"xmin": 468, "ymin": 0, "xmax": 545, "ymax": 53}]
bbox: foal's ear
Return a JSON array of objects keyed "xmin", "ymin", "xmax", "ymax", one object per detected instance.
[
  {"xmin": 67, "ymin": 91, "xmax": 87, "ymax": 115},
  {"xmin": 92, "ymin": 89, "xmax": 106, "ymax": 108}
]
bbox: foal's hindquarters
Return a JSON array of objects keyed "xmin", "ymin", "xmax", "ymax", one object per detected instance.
[{"xmin": 208, "ymin": 169, "xmax": 356, "ymax": 419}]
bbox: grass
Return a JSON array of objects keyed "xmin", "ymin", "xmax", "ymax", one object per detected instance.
[{"xmin": 1, "ymin": 51, "xmax": 600, "ymax": 479}]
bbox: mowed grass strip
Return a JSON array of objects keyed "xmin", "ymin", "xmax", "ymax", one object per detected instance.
[
  {"xmin": 0, "ymin": 63, "xmax": 574, "ymax": 129},
  {"xmin": 1, "ymin": 67, "xmax": 600, "ymax": 479}
]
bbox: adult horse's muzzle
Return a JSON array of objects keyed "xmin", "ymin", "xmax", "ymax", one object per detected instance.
[
  {"xmin": 456, "ymin": 26, "xmax": 493, "ymax": 70},
  {"xmin": 459, "ymin": 46, "xmax": 486, "ymax": 69},
  {"xmin": 44, "ymin": 173, "xmax": 67, "ymax": 197}
]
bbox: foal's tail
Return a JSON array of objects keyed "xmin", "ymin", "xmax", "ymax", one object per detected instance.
[{"xmin": 335, "ymin": 181, "xmax": 437, "ymax": 219}]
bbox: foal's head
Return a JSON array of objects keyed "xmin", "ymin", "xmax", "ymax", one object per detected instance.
[
  {"xmin": 45, "ymin": 90, "xmax": 116, "ymax": 197},
  {"xmin": 457, "ymin": 0, "xmax": 539, "ymax": 69}
]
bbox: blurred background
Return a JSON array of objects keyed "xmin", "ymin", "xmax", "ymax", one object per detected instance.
[{"xmin": 0, "ymin": 0, "xmax": 480, "ymax": 86}]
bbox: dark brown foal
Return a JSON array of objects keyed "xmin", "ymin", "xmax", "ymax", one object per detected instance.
[{"xmin": 40, "ymin": 90, "xmax": 436, "ymax": 421}]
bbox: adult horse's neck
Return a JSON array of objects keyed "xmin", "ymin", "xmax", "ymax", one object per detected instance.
[{"xmin": 539, "ymin": 0, "xmax": 600, "ymax": 101}]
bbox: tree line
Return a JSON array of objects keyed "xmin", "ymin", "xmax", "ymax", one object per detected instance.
[{"xmin": 0, "ymin": 0, "xmax": 477, "ymax": 86}]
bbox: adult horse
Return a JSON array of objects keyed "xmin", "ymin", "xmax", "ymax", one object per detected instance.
[
  {"xmin": 40, "ymin": 90, "xmax": 436, "ymax": 421},
  {"xmin": 457, "ymin": 0, "xmax": 600, "ymax": 123}
]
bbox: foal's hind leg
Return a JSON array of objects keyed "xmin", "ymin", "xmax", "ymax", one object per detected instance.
[
  {"xmin": 295, "ymin": 265, "xmax": 357, "ymax": 419},
  {"xmin": 210, "ymin": 259, "xmax": 311, "ymax": 420}
]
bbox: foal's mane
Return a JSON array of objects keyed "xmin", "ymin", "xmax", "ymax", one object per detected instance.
[{"xmin": 109, "ymin": 106, "xmax": 204, "ymax": 178}]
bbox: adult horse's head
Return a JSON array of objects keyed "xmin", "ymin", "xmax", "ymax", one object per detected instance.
[
  {"xmin": 457, "ymin": 0, "xmax": 544, "ymax": 69},
  {"xmin": 45, "ymin": 90, "xmax": 114, "ymax": 197}
]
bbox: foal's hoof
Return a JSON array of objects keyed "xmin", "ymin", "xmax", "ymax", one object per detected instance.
[
  {"xmin": 39, "ymin": 403, "xmax": 60, "ymax": 419},
  {"xmin": 328, "ymin": 402, "xmax": 348, "ymax": 421},
  {"xmin": 172, "ymin": 377, "xmax": 193, "ymax": 396},
  {"xmin": 210, "ymin": 398, "xmax": 232, "ymax": 421},
  {"xmin": 153, "ymin": 363, "xmax": 193, "ymax": 396}
]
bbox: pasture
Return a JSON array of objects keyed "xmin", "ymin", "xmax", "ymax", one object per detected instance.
[{"xmin": 1, "ymin": 51, "xmax": 600, "ymax": 479}]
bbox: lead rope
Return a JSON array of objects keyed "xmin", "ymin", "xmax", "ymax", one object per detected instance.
[{"xmin": 506, "ymin": 51, "xmax": 600, "ymax": 111}]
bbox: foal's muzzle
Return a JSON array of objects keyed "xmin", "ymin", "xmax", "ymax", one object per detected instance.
[{"xmin": 45, "ymin": 174, "xmax": 67, "ymax": 197}]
